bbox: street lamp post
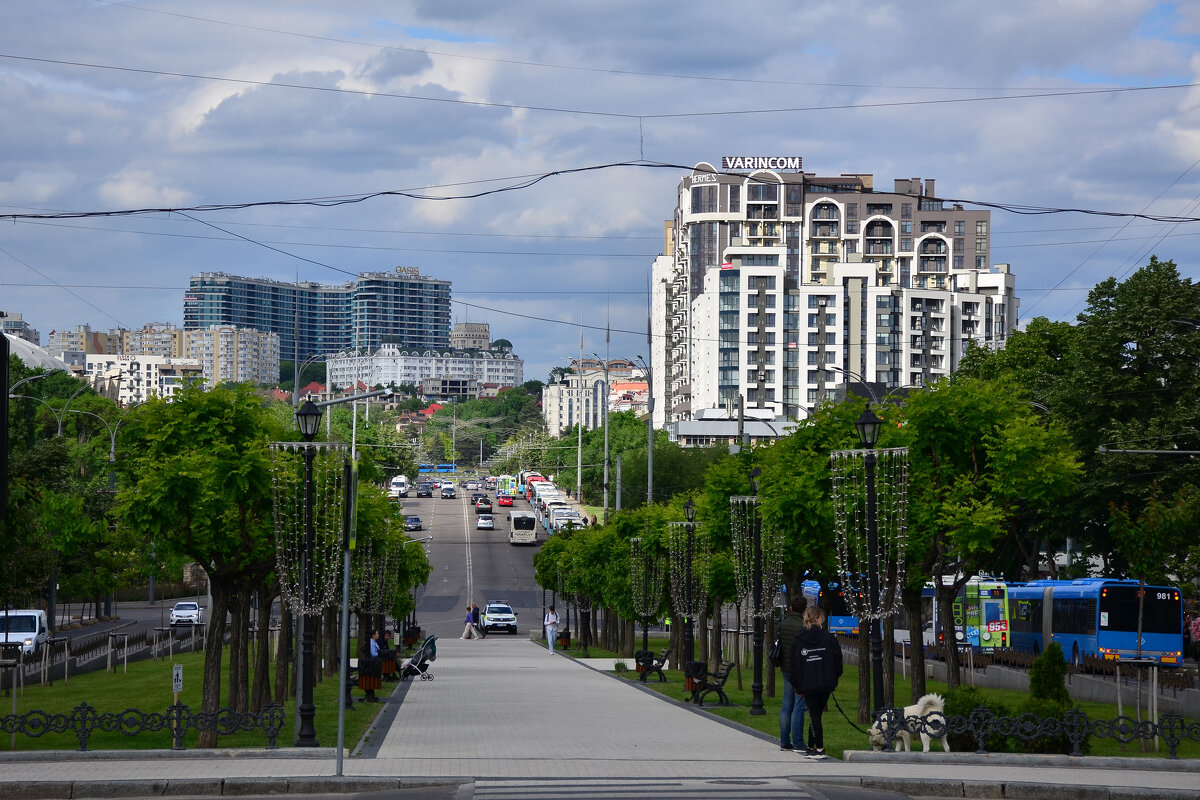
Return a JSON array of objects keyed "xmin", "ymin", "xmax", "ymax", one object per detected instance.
[
  {"xmin": 683, "ymin": 500, "xmax": 696, "ymax": 668},
  {"xmin": 855, "ymin": 406, "xmax": 885, "ymax": 718},
  {"xmin": 591, "ymin": 353, "xmax": 610, "ymax": 523},
  {"xmin": 748, "ymin": 470, "xmax": 765, "ymax": 717},
  {"xmin": 294, "ymin": 399, "xmax": 323, "ymax": 748}
]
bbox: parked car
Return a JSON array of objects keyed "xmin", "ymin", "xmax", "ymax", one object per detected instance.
[
  {"xmin": 169, "ymin": 601, "xmax": 204, "ymax": 628},
  {"xmin": 0, "ymin": 609, "xmax": 49, "ymax": 656},
  {"xmin": 497, "ymin": 494, "xmax": 513, "ymax": 507},
  {"xmin": 476, "ymin": 513, "xmax": 494, "ymax": 530},
  {"xmin": 416, "ymin": 482, "xmax": 434, "ymax": 498},
  {"xmin": 405, "ymin": 515, "xmax": 423, "ymax": 531},
  {"xmin": 480, "ymin": 602, "xmax": 518, "ymax": 634}
]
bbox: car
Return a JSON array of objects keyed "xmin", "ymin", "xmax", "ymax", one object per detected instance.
[
  {"xmin": 475, "ymin": 497, "xmax": 493, "ymax": 514},
  {"xmin": 441, "ymin": 485, "xmax": 456, "ymax": 499},
  {"xmin": 480, "ymin": 602, "xmax": 518, "ymax": 634},
  {"xmin": 471, "ymin": 492, "xmax": 487, "ymax": 504},
  {"xmin": 497, "ymin": 494, "xmax": 513, "ymax": 507},
  {"xmin": 416, "ymin": 482, "xmax": 434, "ymax": 498},
  {"xmin": 466, "ymin": 479, "xmax": 480, "ymax": 490},
  {"xmin": 405, "ymin": 515, "xmax": 423, "ymax": 531},
  {"xmin": 476, "ymin": 513, "xmax": 494, "ymax": 530},
  {"xmin": 169, "ymin": 601, "xmax": 203, "ymax": 628}
]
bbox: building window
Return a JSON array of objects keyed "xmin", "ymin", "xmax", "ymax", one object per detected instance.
[
  {"xmin": 901, "ymin": 203, "xmax": 912, "ymax": 219},
  {"xmin": 747, "ymin": 276, "xmax": 777, "ymax": 290},
  {"xmin": 976, "ymin": 220, "xmax": 988, "ymax": 236},
  {"xmin": 976, "ymin": 256, "xmax": 987, "ymax": 269},
  {"xmin": 901, "ymin": 238, "xmax": 913, "ymax": 251},
  {"xmin": 748, "ymin": 183, "xmax": 778, "ymax": 202},
  {"xmin": 729, "ymin": 185, "xmax": 741, "ymax": 213},
  {"xmin": 954, "ymin": 220, "xmax": 965, "ymax": 235},
  {"xmin": 692, "ymin": 185, "xmax": 717, "ymax": 213}
]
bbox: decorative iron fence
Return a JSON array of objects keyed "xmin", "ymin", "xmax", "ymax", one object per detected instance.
[
  {"xmin": 874, "ymin": 706, "xmax": 1200, "ymax": 759},
  {"xmin": 0, "ymin": 701, "xmax": 286, "ymax": 751}
]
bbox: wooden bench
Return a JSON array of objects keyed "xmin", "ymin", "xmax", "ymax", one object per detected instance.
[
  {"xmin": 691, "ymin": 660, "xmax": 734, "ymax": 706},
  {"xmin": 634, "ymin": 647, "xmax": 671, "ymax": 683}
]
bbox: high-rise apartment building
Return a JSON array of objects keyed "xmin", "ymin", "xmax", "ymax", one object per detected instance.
[
  {"xmin": 184, "ymin": 267, "xmax": 451, "ymax": 359},
  {"xmin": 123, "ymin": 322, "xmax": 184, "ymax": 358},
  {"xmin": 651, "ymin": 161, "xmax": 1019, "ymax": 423},
  {"xmin": 184, "ymin": 325, "xmax": 281, "ymax": 389}
]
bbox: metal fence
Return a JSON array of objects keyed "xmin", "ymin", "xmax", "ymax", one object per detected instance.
[
  {"xmin": 874, "ymin": 706, "xmax": 1200, "ymax": 759},
  {"xmin": 0, "ymin": 701, "xmax": 286, "ymax": 751}
]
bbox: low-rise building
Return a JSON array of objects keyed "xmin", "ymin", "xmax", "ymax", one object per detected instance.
[
  {"xmin": 84, "ymin": 355, "xmax": 202, "ymax": 404},
  {"xmin": 326, "ymin": 344, "xmax": 524, "ymax": 394}
]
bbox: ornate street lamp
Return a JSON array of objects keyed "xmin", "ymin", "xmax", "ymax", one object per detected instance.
[
  {"xmin": 855, "ymin": 406, "xmax": 885, "ymax": 718},
  {"xmin": 630, "ymin": 535, "xmax": 665, "ymax": 682},
  {"xmin": 669, "ymin": 499, "xmax": 707, "ymax": 692},
  {"xmin": 294, "ymin": 399, "xmax": 323, "ymax": 747}
]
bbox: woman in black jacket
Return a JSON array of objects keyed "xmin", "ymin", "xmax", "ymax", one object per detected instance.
[{"xmin": 787, "ymin": 605, "xmax": 843, "ymax": 758}]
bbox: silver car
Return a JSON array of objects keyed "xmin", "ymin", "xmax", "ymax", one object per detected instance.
[{"xmin": 476, "ymin": 513, "xmax": 494, "ymax": 530}]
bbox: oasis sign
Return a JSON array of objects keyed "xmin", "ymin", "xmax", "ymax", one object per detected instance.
[
  {"xmin": 721, "ymin": 156, "xmax": 803, "ymax": 171},
  {"xmin": 394, "ymin": 266, "xmax": 423, "ymax": 278}
]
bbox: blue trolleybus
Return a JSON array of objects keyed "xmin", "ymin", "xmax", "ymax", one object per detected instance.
[
  {"xmin": 1009, "ymin": 578, "xmax": 1184, "ymax": 666},
  {"xmin": 801, "ymin": 580, "xmax": 859, "ymax": 635}
]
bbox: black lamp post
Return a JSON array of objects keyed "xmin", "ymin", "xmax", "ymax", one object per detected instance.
[
  {"xmin": 855, "ymin": 406, "xmax": 885, "ymax": 718},
  {"xmin": 294, "ymin": 399, "xmax": 323, "ymax": 747},
  {"xmin": 631, "ymin": 537, "xmax": 652, "ymax": 657},
  {"xmin": 748, "ymin": 468, "xmax": 765, "ymax": 717},
  {"xmin": 682, "ymin": 499, "xmax": 696, "ymax": 668}
]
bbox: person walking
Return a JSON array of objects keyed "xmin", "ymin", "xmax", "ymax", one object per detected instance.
[
  {"xmin": 776, "ymin": 596, "xmax": 808, "ymax": 751},
  {"xmin": 362, "ymin": 629, "xmax": 381, "ymax": 702},
  {"xmin": 471, "ymin": 603, "xmax": 486, "ymax": 638},
  {"xmin": 461, "ymin": 607, "xmax": 479, "ymax": 639},
  {"xmin": 788, "ymin": 605, "xmax": 843, "ymax": 759},
  {"xmin": 544, "ymin": 604, "xmax": 560, "ymax": 654}
]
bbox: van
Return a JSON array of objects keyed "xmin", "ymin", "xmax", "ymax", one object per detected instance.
[{"xmin": 0, "ymin": 609, "xmax": 50, "ymax": 656}]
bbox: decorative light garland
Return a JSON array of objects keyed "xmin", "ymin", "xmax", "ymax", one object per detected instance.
[
  {"xmin": 667, "ymin": 521, "xmax": 709, "ymax": 617},
  {"xmin": 830, "ymin": 447, "xmax": 909, "ymax": 621},
  {"xmin": 730, "ymin": 496, "xmax": 785, "ymax": 618},
  {"xmin": 269, "ymin": 441, "xmax": 347, "ymax": 615},
  {"xmin": 630, "ymin": 537, "xmax": 666, "ymax": 619}
]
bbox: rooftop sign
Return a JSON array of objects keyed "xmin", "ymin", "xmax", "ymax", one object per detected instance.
[{"xmin": 721, "ymin": 156, "xmax": 803, "ymax": 171}]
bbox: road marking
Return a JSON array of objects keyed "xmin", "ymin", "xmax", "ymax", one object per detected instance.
[{"xmin": 462, "ymin": 491, "xmax": 473, "ymax": 604}]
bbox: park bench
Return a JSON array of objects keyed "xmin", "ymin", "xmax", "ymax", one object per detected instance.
[
  {"xmin": 634, "ymin": 647, "xmax": 671, "ymax": 683},
  {"xmin": 690, "ymin": 660, "xmax": 734, "ymax": 706}
]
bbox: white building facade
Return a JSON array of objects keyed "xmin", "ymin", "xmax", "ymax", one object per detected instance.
[
  {"xmin": 183, "ymin": 325, "xmax": 281, "ymax": 389},
  {"xmin": 326, "ymin": 344, "xmax": 524, "ymax": 392},
  {"xmin": 542, "ymin": 358, "xmax": 646, "ymax": 435},
  {"xmin": 651, "ymin": 162, "xmax": 1019, "ymax": 422},
  {"xmin": 83, "ymin": 354, "xmax": 203, "ymax": 405}
]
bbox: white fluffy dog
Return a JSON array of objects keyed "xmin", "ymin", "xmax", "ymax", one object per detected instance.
[{"xmin": 868, "ymin": 693, "xmax": 951, "ymax": 752}]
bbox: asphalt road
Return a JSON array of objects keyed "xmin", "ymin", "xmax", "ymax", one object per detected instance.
[{"xmin": 399, "ymin": 485, "xmax": 544, "ymax": 642}]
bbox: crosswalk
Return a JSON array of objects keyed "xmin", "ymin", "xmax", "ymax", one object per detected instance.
[{"xmin": 471, "ymin": 778, "xmax": 821, "ymax": 800}]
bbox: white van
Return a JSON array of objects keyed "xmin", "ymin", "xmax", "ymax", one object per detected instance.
[
  {"xmin": 0, "ymin": 609, "xmax": 49, "ymax": 656},
  {"xmin": 388, "ymin": 475, "xmax": 409, "ymax": 498}
]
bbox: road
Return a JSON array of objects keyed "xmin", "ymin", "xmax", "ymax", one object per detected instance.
[{"xmin": 401, "ymin": 483, "xmax": 544, "ymax": 642}]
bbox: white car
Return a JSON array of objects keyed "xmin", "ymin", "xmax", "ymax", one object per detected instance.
[
  {"xmin": 0, "ymin": 609, "xmax": 49, "ymax": 656},
  {"xmin": 476, "ymin": 513, "xmax": 494, "ymax": 530},
  {"xmin": 480, "ymin": 602, "xmax": 518, "ymax": 634},
  {"xmin": 170, "ymin": 601, "xmax": 204, "ymax": 627}
]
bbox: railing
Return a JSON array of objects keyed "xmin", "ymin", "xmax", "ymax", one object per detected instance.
[
  {"xmin": 0, "ymin": 701, "xmax": 286, "ymax": 751},
  {"xmin": 874, "ymin": 706, "xmax": 1200, "ymax": 759}
]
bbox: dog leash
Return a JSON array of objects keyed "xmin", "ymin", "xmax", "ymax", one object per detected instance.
[{"xmin": 831, "ymin": 692, "xmax": 872, "ymax": 737}]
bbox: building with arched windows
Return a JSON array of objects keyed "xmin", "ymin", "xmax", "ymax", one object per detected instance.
[{"xmin": 651, "ymin": 161, "xmax": 1019, "ymax": 424}]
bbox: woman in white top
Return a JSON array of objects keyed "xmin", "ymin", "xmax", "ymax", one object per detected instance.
[{"xmin": 544, "ymin": 605, "xmax": 560, "ymax": 654}]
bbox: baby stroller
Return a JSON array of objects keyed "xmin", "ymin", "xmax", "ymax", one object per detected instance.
[{"xmin": 401, "ymin": 634, "xmax": 437, "ymax": 681}]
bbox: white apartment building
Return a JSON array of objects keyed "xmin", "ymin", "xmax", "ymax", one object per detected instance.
[
  {"xmin": 542, "ymin": 358, "xmax": 646, "ymax": 435},
  {"xmin": 326, "ymin": 344, "xmax": 524, "ymax": 392},
  {"xmin": 183, "ymin": 325, "xmax": 281, "ymax": 389},
  {"xmin": 651, "ymin": 162, "xmax": 1019, "ymax": 422},
  {"xmin": 84, "ymin": 354, "xmax": 203, "ymax": 405},
  {"xmin": 1, "ymin": 312, "xmax": 41, "ymax": 346}
]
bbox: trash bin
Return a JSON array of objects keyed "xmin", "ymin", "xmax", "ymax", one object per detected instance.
[
  {"xmin": 403, "ymin": 627, "xmax": 421, "ymax": 647},
  {"xmin": 557, "ymin": 630, "xmax": 571, "ymax": 649},
  {"xmin": 634, "ymin": 649, "xmax": 651, "ymax": 673},
  {"xmin": 684, "ymin": 661, "xmax": 707, "ymax": 692}
]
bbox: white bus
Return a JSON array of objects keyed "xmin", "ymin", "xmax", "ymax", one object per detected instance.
[{"xmin": 509, "ymin": 511, "xmax": 538, "ymax": 546}]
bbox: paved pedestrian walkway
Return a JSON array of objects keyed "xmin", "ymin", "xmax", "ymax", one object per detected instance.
[{"xmin": 0, "ymin": 637, "xmax": 1196, "ymax": 798}]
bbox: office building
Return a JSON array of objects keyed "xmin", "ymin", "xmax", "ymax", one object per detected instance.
[
  {"xmin": 651, "ymin": 161, "xmax": 1019, "ymax": 423},
  {"xmin": 184, "ymin": 267, "xmax": 452, "ymax": 359},
  {"xmin": 183, "ymin": 325, "xmax": 281, "ymax": 389}
]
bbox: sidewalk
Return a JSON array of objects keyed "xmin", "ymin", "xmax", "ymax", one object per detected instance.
[{"xmin": 0, "ymin": 637, "xmax": 1196, "ymax": 798}]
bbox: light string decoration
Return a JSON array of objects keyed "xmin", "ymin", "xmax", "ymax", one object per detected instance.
[
  {"xmin": 667, "ymin": 522, "xmax": 709, "ymax": 619},
  {"xmin": 269, "ymin": 441, "xmax": 347, "ymax": 615},
  {"xmin": 351, "ymin": 520, "xmax": 399, "ymax": 615},
  {"xmin": 831, "ymin": 447, "xmax": 910, "ymax": 621},
  {"xmin": 730, "ymin": 496, "xmax": 784, "ymax": 618},
  {"xmin": 630, "ymin": 536, "xmax": 666, "ymax": 622}
]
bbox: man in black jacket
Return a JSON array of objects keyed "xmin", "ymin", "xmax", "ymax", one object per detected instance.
[
  {"xmin": 788, "ymin": 605, "xmax": 843, "ymax": 759},
  {"xmin": 776, "ymin": 596, "xmax": 808, "ymax": 751}
]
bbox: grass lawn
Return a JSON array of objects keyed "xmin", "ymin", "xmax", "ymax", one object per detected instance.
[
  {"xmin": 0, "ymin": 640, "xmax": 393, "ymax": 752},
  {"xmin": 553, "ymin": 639, "xmax": 1199, "ymax": 761}
]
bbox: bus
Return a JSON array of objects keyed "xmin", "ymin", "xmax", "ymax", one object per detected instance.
[
  {"xmin": 436, "ymin": 463, "xmax": 458, "ymax": 474},
  {"xmin": 508, "ymin": 511, "xmax": 538, "ymax": 545},
  {"xmin": 418, "ymin": 464, "xmax": 435, "ymax": 475},
  {"xmin": 927, "ymin": 579, "xmax": 1011, "ymax": 653},
  {"xmin": 496, "ymin": 474, "xmax": 517, "ymax": 499},
  {"xmin": 801, "ymin": 580, "xmax": 859, "ymax": 635},
  {"xmin": 1008, "ymin": 579, "xmax": 1184, "ymax": 666}
]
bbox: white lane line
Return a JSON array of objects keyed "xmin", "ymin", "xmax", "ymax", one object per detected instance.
[{"xmin": 462, "ymin": 491, "xmax": 473, "ymax": 604}]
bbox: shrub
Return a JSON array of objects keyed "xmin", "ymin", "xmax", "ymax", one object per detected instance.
[
  {"xmin": 944, "ymin": 686, "xmax": 1016, "ymax": 753},
  {"xmin": 1017, "ymin": 641, "xmax": 1090, "ymax": 755},
  {"xmin": 613, "ymin": 660, "xmax": 629, "ymax": 673}
]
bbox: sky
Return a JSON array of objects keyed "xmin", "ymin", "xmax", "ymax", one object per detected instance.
[{"xmin": 4, "ymin": 1, "xmax": 1200, "ymax": 385}]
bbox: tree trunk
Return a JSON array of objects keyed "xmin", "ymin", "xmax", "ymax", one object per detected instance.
[
  {"xmin": 251, "ymin": 584, "xmax": 273, "ymax": 711},
  {"xmin": 199, "ymin": 577, "xmax": 230, "ymax": 749},
  {"xmin": 274, "ymin": 604, "xmax": 293, "ymax": 705},
  {"xmin": 698, "ymin": 606, "xmax": 709, "ymax": 666},
  {"xmin": 882, "ymin": 613, "xmax": 894, "ymax": 707},
  {"xmin": 939, "ymin": 589, "xmax": 962, "ymax": 689},
  {"xmin": 226, "ymin": 583, "xmax": 250, "ymax": 712},
  {"xmin": 766, "ymin": 613, "xmax": 776, "ymax": 698},
  {"xmin": 734, "ymin": 604, "xmax": 743, "ymax": 691},
  {"xmin": 711, "ymin": 600, "xmax": 723, "ymax": 663},
  {"xmin": 903, "ymin": 586, "xmax": 927, "ymax": 701}
]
